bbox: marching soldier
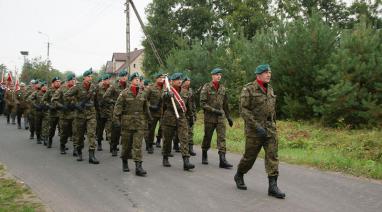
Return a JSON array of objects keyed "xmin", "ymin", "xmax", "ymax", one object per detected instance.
[
  {"xmin": 96, "ymin": 73, "xmax": 112, "ymax": 151},
  {"xmin": 181, "ymin": 76, "xmax": 197, "ymax": 156},
  {"xmin": 113, "ymin": 72, "xmax": 152, "ymax": 176},
  {"xmin": 41, "ymin": 80, "xmax": 51, "ymax": 146},
  {"xmin": 43, "ymin": 77, "xmax": 61, "ymax": 148},
  {"xmin": 103, "ymin": 70, "xmax": 129, "ymax": 156},
  {"xmin": 200, "ymin": 68, "xmax": 233, "ymax": 169},
  {"xmin": 234, "ymin": 64, "xmax": 285, "ymax": 199},
  {"xmin": 15, "ymin": 83, "xmax": 29, "ymax": 129},
  {"xmin": 52, "ymin": 74, "xmax": 76, "ymax": 155},
  {"xmin": 28, "ymin": 81, "xmax": 46, "ymax": 144},
  {"xmin": 4, "ymin": 83, "xmax": 16, "ymax": 125},
  {"xmin": 144, "ymin": 72, "xmax": 164, "ymax": 154},
  {"xmin": 27, "ymin": 80, "xmax": 40, "ymax": 139},
  {"xmin": 161, "ymin": 72, "xmax": 195, "ymax": 171},
  {"xmin": 64, "ymin": 69, "xmax": 99, "ymax": 164}
]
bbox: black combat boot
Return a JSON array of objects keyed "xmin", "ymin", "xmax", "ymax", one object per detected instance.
[
  {"xmin": 60, "ymin": 144, "xmax": 66, "ymax": 154},
  {"xmin": 36, "ymin": 135, "xmax": 42, "ymax": 144},
  {"xmin": 147, "ymin": 144, "xmax": 154, "ymax": 154},
  {"xmin": 173, "ymin": 142, "xmax": 180, "ymax": 152},
  {"xmin": 47, "ymin": 137, "xmax": 52, "ymax": 148},
  {"xmin": 268, "ymin": 176, "xmax": 286, "ymax": 199},
  {"xmin": 122, "ymin": 159, "xmax": 129, "ymax": 172},
  {"xmin": 183, "ymin": 156, "xmax": 195, "ymax": 171},
  {"xmin": 155, "ymin": 136, "xmax": 161, "ymax": 148},
  {"xmin": 234, "ymin": 171, "xmax": 247, "ymax": 190},
  {"xmin": 29, "ymin": 132, "xmax": 34, "ymax": 140},
  {"xmin": 162, "ymin": 156, "xmax": 171, "ymax": 167},
  {"xmin": 89, "ymin": 150, "xmax": 100, "ymax": 164},
  {"xmin": 111, "ymin": 145, "xmax": 118, "ymax": 157},
  {"xmin": 219, "ymin": 152, "xmax": 233, "ymax": 169},
  {"xmin": 76, "ymin": 147, "xmax": 83, "ymax": 161},
  {"xmin": 135, "ymin": 161, "xmax": 147, "ymax": 177},
  {"xmin": 189, "ymin": 144, "xmax": 196, "ymax": 156},
  {"xmin": 202, "ymin": 150, "xmax": 208, "ymax": 164},
  {"xmin": 97, "ymin": 140, "xmax": 103, "ymax": 151}
]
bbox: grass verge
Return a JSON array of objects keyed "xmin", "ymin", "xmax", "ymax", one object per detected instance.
[
  {"xmin": 0, "ymin": 163, "xmax": 45, "ymax": 212},
  {"xmin": 192, "ymin": 114, "xmax": 382, "ymax": 180}
]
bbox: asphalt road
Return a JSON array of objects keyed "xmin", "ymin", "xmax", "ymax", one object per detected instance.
[{"xmin": 0, "ymin": 117, "xmax": 381, "ymax": 212}]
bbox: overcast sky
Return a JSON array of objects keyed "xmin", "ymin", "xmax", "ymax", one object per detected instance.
[{"xmin": 0, "ymin": 0, "xmax": 151, "ymax": 75}]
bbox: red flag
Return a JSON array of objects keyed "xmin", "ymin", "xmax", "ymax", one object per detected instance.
[
  {"xmin": 15, "ymin": 79, "xmax": 19, "ymax": 91},
  {"xmin": 170, "ymin": 86, "xmax": 186, "ymax": 113},
  {"xmin": 7, "ymin": 72, "xmax": 13, "ymax": 83}
]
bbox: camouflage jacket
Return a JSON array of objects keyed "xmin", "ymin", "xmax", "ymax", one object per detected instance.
[
  {"xmin": 240, "ymin": 81, "xmax": 277, "ymax": 137},
  {"xmin": 28, "ymin": 90, "xmax": 44, "ymax": 112},
  {"xmin": 113, "ymin": 86, "xmax": 151, "ymax": 130},
  {"xmin": 96, "ymin": 84, "xmax": 112, "ymax": 118},
  {"xmin": 200, "ymin": 81, "xmax": 231, "ymax": 124},
  {"xmin": 15, "ymin": 89, "xmax": 29, "ymax": 109},
  {"xmin": 64, "ymin": 82, "xmax": 97, "ymax": 119},
  {"xmin": 180, "ymin": 87, "xmax": 196, "ymax": 122},
  {"xmin": 51, "ymin": 86, "xmax": 76, "ymax": 120},
  {"xmin": 43, "ymin": 87, "xmax": 59, "ymax": 117},
  {"xmin": 145, "ymin": 84, "xmax": 163, "ymax": 118}
]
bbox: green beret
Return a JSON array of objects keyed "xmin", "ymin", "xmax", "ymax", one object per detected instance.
[
  {"xmin": 144, "ymin": 79, "xmax": 151, "ymax": 86},
  {"xmin": 183, "ymin": 75, "xmax": 190, "ymax": 82},
  {"xmin": 255, "ymin": 64, "xmax": 271, "ymax": 74},
  {"xmin": 96, "ymin": 77, "xmax": 102, "ymax": 83},
  {"xmin": 83, "ymin": 68, "xmax": 93, "ymax": 77},
  {"xmin": 118, "ymin": 70, "xmax": 128, "ymax": 77},
  {"xmin": 171, "ymin": 72, "xmax": 183, "ymax": 80},
  {"xmin": 66, "ymin": 73, "xmax": 76, "ymax": 81},
  {"xmin": 31, "ymin": 79, "xmax": 38, "ymax": 84},
  {"xmin": 139, "ymin": 75, "xmax": 144, "ymax": 80},
  {"xmin": 51, "ymin": 76, "xmax": 60, "ymax": 83},
  {"xmin": 211, "ymin": 68, "xmax": 223, "ymax": 75},
  {"xmin": 129, "ymin": 72, "xmax": 140, "ymax": 81},
  {"xmin": 40, "ymin": 80, "xmax": 46, "ymax": 86},
  {"xmin": 102, "ymin": 73, "xmax": 112, "ymax": 81},
  {"xmin": 153, "ymin": 71, "xmax": 164, "ymax": 79}
]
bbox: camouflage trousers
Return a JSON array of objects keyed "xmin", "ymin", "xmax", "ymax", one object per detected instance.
[
  {"xmin": 34, "ymin": 111, "xmax": 43, "ymax": 138},
  {"xmin": 49, "ymin": 116, "xmax": 59, "ymax": 139},
  {"xmin": 120, "ymin": 129, "xmax": 144, "ymax": 162},
  {"xmin": 42, "ymin": 112, "xmax": 50, "ymax": 140},
  {"xmin": 59, "ymin": 118, "xmax": 74, "ymax": 147},
  {"xmin": 202, "ymin": 122, "xmax": 226, "ymax": 153},
  {"xmin": 96, "ymin": 117, "xmax": 112, "ymax": 142},
  {"xmin": 162, "ymin": 118, "xmax": 190, "ymax": 157},
  {"xmin": 173, "ymin": 121, "xmax": 194, "ymax": 146},
  {"xmin": 16, "ymin": 106, "xmax": 27, "ymax": 128},
  {"xmin": 73, "ymin": 117, "xmax": 96, "ymax": 150},
  {"xmin": 146, "ymin": 116, "xmax": 161, "ymax": 145},
  {"xmin": 5, "ymin": 104, "xmax": 16, "ymax": 123},
  {"xmin": 110, "ymin": 120, "xmax": 121, "ymax": 147},
  {"xmin": 237, "ymin": 136, "xmax": 279, "ymax": 176}
]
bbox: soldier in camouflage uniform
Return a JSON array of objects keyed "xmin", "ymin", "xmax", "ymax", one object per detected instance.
[
  {"xmin": 15, "ymin": 83, "xmax": 29, "ymax": 129},
  {"xmin": 52, "ymin": 74, "xmax": 77, "ymax": 155},
  {"xmin": 40, "ymin": 81, "xmax": 51, "ymax": 146},
  {"xmin": 113, "ymin": 72, "xmax": 152, "ymax": 176},
  {"xmin": 43, "ymin": 77, "xmax": 61, "ymax": 148},
  {"xmin": 64, "ymin": 69, "xmax": 99, "ymax": 164},
  {"xmin": 161, "ymin": 72, "xmax": 195, "ymax": 171},
  {"xmin": 95, "ymin": 77, "xmax": 103, "ymax": 150},
  {"xmin": 234, "ymin": 64, "xmax": 285, "ymax": 199},
  {"xmin": 96, "ymin": 74, "xmax": 113, "ymax": 151},
  {"xmin": 144, "ymin": 72, "xmax": 164, "ymax": 154},
  {"xmin": 181, "ymin": 76, "xmax": 197, "ymax": 156},
  {"xmin": 27, "ymin": 80, "xmax": 40, "ymax": 139},
  {"xmin": 4, "ymin": 83, "xmax": 16, "ymax": 125},
  {"xmin": 28, "ymin": 81, "xmax": 46, "ymax": 144},
  {"xmin": 103, "ymin": 70, "xmax": 129, "ymax": 156},
  {"xmin": 200, "ymin": 68, "xmax": 233, "ymax": 169}
]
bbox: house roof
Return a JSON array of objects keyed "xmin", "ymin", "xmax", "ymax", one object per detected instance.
[{"xmin": 112, "ymin": 49, "xmax": 144, "ymax": 62}]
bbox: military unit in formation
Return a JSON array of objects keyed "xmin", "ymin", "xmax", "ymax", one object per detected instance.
[{"xmin": 0, "ymin": 64, "xmax": 285, "ymax": 198}]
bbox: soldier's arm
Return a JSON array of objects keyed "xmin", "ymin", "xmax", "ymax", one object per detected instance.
[
  {"xmin": 144, "ymin": 96, "xmax": 153, "ymax": 121},
  {"xmin": 200, "ymin": 84, "xmax": 216, "ymax": 112},
  {"xmin": 112, "ymin": 92, "xmax": 125, "ymax": 125},
  {"xmin": 240, "ymin": 87, "xmax": 258, "ymax": 126},
  {"xmin": 103, "ymin": 85, "xmax": 116, "ymax": 104},
  {"xmin": 223, "ymin": 93, "xmax": 231, "ymax": 119},
  {"xmin": 51, "ymin": 89, "xmax": 63, "ymax": 108}
]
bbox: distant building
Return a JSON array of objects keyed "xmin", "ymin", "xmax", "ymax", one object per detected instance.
[{"xmin": 106, "ymin": 48, "xmax": 145, "ymax": 76}]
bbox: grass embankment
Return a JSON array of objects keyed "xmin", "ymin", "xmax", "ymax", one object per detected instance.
[
  {"xmin": 0, "ymin": 164, "xmax": 44, "ymax": 212},
  {"xmin": 192, "ymin": 114, "xmax": 382, "ymax": 180}
]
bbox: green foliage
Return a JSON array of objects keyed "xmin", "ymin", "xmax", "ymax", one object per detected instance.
[{"xmin": 20, "ymin": 57, "xmax": 64, "ymax": 85}]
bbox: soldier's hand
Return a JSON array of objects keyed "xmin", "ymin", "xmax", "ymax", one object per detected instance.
[
  {"xmin": 149, "ymin": 105, "xmax": 160, "ymax": 111},
  {"xmin": 165, "ymin": 91, "xmax": 174, "ymax": 98},
  {"xmin": 255, "ymin": 127, "xmax": 267, "ymax": 138},
  {"xmin": 227, "ymin": 117, "xmax": 233, "ymax": 127},
  {"xmin": 213, "ymin": 109, "xmax": 223, "ymax": 116}
]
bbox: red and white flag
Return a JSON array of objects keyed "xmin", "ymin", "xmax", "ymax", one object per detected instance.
[
  {"xmin": 170, "ymin": 86, "xmax": 186, "ymax": 113},
  {"xmin": 15, "ymin": 71, "xmax": 19, "ymax": 91},
  {"xmin": 7, "ymin": 71, "xmax": 13, "ymax": 84}
]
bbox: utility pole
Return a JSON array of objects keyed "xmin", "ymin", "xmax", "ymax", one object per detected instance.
[
  {"xmin": 38, "ymin": 31, "xmax": 51, "ymax": 70},
  {"xmin": 125, "ymin": 0, "xmax": 131, "ymax": 76}
]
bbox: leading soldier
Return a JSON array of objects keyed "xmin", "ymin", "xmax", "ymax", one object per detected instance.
[
  {"xmin": 234, "ymin": 64, "xmax": 285, "ymax": 199},
  {"xmin": 113, "ymin": 72, "xmax": 152, "ymax": 176},
  {"xmin": 200, "ymin": 68, "xmax": 233, "ymax": 169}
]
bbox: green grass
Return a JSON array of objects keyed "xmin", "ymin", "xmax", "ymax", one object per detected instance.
[
  {"xmin": 192, "ymin": 114, "xmax": 382, "ymax": 180},
  {"xmin": 0, "ymin": 164, "xmax": 43, "ymax": 212}
]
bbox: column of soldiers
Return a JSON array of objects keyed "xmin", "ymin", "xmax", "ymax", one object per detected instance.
[{"xmin": 2, "ymin": 64, "xmax": 285, "ymax": 198}]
